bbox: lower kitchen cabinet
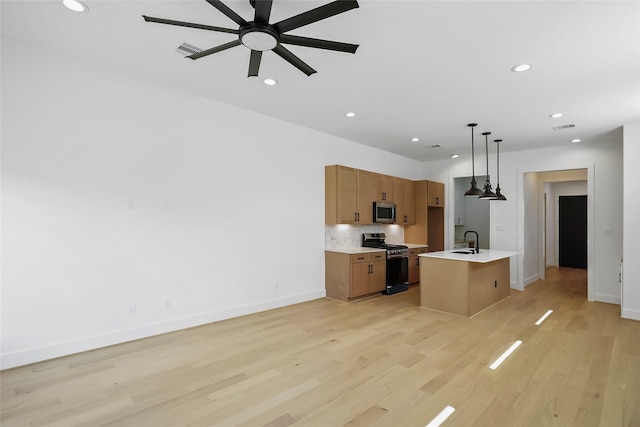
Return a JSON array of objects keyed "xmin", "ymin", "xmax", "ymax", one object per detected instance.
[
  {"xmin": 325, "ymin": 251, "xmax": 386, "ymax": 301},
  {"xmin": 408, "ymin": 246, "xmax": 429, "ymax": 284}
]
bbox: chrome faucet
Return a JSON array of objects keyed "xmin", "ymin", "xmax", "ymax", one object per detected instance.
[{"xmin": 464, "ymin": 230, "xmax": 480, "ymax": 253}]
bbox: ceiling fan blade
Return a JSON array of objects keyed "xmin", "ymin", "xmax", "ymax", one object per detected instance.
[
  {"xmin": 272, "ymin": 45, "xmax": 316, "ymax": 76},
  {"xmin": 279, "ymin": 34, "xmax": 358, "ymax": 54},
  {"xmin": 142, "ymin": 15, "xmax": 238, "ymax": 34},
  {"xmin": 273, "ymin": 0, "xmax": 359, "ymax": 34},
  {"xmin": 205, "ymin": 0, "xmax": 247, "ymax": 26},
  {"xmin": 253, "ymin": 0, "xmax": 273, "ymax": 24},
  {"xmin": 248, "ymin": 50, "xmax": 263, "ymax": 77},
  {"xmin": 188, "ymin": 39, "xmax": 242, "ymax": 60}
]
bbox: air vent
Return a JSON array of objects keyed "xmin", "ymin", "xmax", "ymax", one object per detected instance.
[
  {"xmin": 176, "ymin": 43, "xmax": 202, "ymax": 57},
  {"xmin": 552, "ymin": 124, "xmax": 576, "ymax": 131},
  {"xmin": 424, "ymin": 144, "xmax": 441, "ymax": 149}
]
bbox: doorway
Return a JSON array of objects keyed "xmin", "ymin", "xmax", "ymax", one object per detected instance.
[{"xmin": 558, "ymin": 195, "xmax": 587, "ymax": 269}]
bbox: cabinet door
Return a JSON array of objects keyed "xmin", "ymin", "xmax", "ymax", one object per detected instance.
[
  {"xmin": 336, "ymin": 166, "xmax": 357, "ymax": 223},
  {"xmin": 355, "ymin": 169, "xmax": 373, "ymax": 224},
  {"xmin": 372, "ymin": 173, "xmax": 394, "ymax": 202},
  {"xmin": 404, "ymin": 180, "xmax": 416, "ymax": 225},
  {"xmin": 369, "ymin": 259, "xmax": 386, "ymax": 293},
  {"xmin": 408, "ymin": 255, "xmax": 420, "ymax": 284},
  {"xmin": 427, "ymin": 181, "xmax": 445, "ymax": 207},
  {"xmin": 351, "ymin": 259, "xmax": 371, "ymax": 297},
  {"xmin": 394, "ymin": 178, "xmax": 406, "ymax": 224}
]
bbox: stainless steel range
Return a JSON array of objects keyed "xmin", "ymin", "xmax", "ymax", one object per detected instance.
[{"xmin": 362, "ymin": 233, "xmax": 409, "ymax": 294}]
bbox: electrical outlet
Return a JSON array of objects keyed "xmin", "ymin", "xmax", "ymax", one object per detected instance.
[
  {"xmin": 164, "ymin": 299, "xmax": 172, "ymax": 310},
  {"xmin": 127, "ymin": 304, "xmax": 136, "ymax": 316}
]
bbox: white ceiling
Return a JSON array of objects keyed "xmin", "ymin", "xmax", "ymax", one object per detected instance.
[{"xmin": 2, "ymin": 0, "xmax": 639, "ymax": 162}]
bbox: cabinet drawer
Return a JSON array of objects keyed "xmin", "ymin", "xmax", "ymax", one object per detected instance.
[
  {"xmin": 408, "ymin": 246, "xmax": 429, "ymax": 256},
  {"xmin": 350, "ymin": 252, "xmax": 385, "ymax": 264}
]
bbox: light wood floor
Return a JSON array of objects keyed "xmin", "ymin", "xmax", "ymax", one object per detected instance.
[{"xmin": 2, "ymin": 267, "xmax": 639, "ymax": 426}]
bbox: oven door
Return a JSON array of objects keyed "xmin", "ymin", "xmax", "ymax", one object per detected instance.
[{"xmin": 386, "ymin": 256, "xmax": 409, "ymax": 288}]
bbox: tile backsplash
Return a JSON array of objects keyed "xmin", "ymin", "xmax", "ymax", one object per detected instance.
[{"xmin": 325, "ymin": 224, "xmax": 405, "ymax": 249}]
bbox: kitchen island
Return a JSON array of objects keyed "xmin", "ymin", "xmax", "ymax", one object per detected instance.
[{"xmin": 418, "ymin": 249, "xmax": 518, "ymax": 317}]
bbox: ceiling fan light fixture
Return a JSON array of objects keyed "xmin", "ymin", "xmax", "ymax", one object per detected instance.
[
  {"xmin": 411, "ymin": 137, "xmax": 420, "ymax": 142},
  {"xmin": 345, "ymin": 112, "xmax": 356, "ymax": 118},
  {"xmin": 571, "ymin": 138, "xmax": 582, "ymax": 143},
  {"xmin": 240, "ymin": 29, "xmax": 278, "ymax": 51},
  {"xmin": 451, "ymin": 154, "xmax": 459, "ymax": 159},
  {"xmin": 549, "ymin": 112, "xmax": 564, "ymax": 118},
  {"xmin": 62, "ymin": 0, "xmax": 88, "ymax": 12}
]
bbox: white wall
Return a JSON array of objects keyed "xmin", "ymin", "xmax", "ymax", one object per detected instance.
[
  {"xmin": 0, "ymin": 37, "xmax": 424, "ymax": 369},
  {"xmin": 426, "ymin": 135, "xmax": 624, "ymax": 302},
  {"xmin": 623, "ymin": 123, "xmax": 640, "ymax": 320}
]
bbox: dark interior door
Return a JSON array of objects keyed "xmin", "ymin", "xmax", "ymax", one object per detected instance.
[{"xmin": 559, "ymin": 195, "xmax": 587, "ymax": 269}]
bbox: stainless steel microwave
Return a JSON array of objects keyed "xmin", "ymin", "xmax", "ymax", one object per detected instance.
[{"xmin": 373, "ymin": 202, "xmax": 396, "ymax": 223}]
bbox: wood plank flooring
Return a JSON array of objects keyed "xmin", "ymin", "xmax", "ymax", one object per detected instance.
[{"xmin": 2, "ymin": 267, "xmax": 639, "ymax": 426}]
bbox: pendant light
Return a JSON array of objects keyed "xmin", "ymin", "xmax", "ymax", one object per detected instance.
[
  {"xmin": 479, "ymin": 131, "xmax": 497, "ymax": 199},
  {"xmin": 492, "ymin": 139, "xmax": 507, "ymax": 201},
  {"xmin": 464, "ymin": 123, "xmax": 483, "ymax": 196}
]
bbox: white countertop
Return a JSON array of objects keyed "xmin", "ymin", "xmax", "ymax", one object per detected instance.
[
  {"xmin": 404, "ymin": 243, "xmax": 429, "ymax": 249},
  {"xmin": 419, "ymin": 249, "xmax": 518, "ymax": 263},
  {"xmin": 325, "ymin": 247, "xmax": 385, "ymax": 254}
]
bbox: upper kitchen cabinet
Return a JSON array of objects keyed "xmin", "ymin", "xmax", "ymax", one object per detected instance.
[
  {"xmin": 394, "ymin": 177, "xmax": 416, "ymax": 225},
  {"xmin": 405, "ymin": 180, "xmax": 445, "ymax": 251},
  {"xmin": 427, "ymin": 180, "xmax": 445, "ymax": 207},
  {"xmin": 372, "ymin": 173, "xmax": 394, "ymax": 202},
  {"xmin": 325, "ymin": 165, "xmax": 373, "ymax": 225}
]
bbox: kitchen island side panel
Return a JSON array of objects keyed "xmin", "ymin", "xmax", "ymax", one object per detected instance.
[
  {"xmin": 420, "ymin": 257, "xmax": 469, "ymax": 316},
  {"xmin": 420, "ymin": 256, "xmax": 511, "ymax": 317},
  {"xmin": 467, "ymin": 258, "xmax": 511, "ymax": 316}
]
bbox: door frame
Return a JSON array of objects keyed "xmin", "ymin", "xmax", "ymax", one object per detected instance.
[{"xmin": 516, "ymin": 166, "xmax": 594, "ymax": 301}]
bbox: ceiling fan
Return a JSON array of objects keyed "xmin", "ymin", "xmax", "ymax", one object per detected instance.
[{"xmin": 142, "ymin": 0, "xmax": 359, "ymax": 77}]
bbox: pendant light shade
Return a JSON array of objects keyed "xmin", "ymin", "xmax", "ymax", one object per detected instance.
[
  {"xmin": 479, "ymin": 131, "xmax": 497, "ymax": 199},
  {"xmin": 464, "ymin": 123, "xmax": 484, "ymax": 196},
  {"xmin": 492, "ymin": 139, "xmax": 507, "ymax": 201}
]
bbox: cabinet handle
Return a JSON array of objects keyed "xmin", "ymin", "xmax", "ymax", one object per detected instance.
[
  {"xmin": 416, "ymin": 258, "xmax": 420, "ymax": 266},
  {"xmin": 354, "ymin": 212, "xmax": 357, "ymax": 222},
  {"xmin": 368, "ymin": 264, "xmax": 372, "ymax": 274},
  {"xmin": 382, "ymin": 192, "xmax": 386, "ymax": 200},
  {"xmin": 357, "ymin": 212, "xmax": 360, "ymax": 222},
  {"xmin": 436, "ymin": 197, "xmax": 440, "ymax": 205},
  {"xmin": 404, "ymin": 215, "xmax": 408, "ymax": 222},
  {"xmin": 357, "ymin": 256, "xmax": 365, "ymax": 260}
]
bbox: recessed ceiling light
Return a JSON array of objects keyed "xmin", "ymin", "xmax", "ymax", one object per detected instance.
[
  {"xmin": 345, "ymin": 112, "xmax": 356, "ymax": 118},
  {"xmin": 451, "ymin": 154, "xmax": 460, "ymax": 159},
  {"xmin": 411, "ymin": 137, "xmax": 420, "ymax": 142},
  {"xmin": 549, "ymin": 113, "xmax": 564, "ymax": 118},
  {"xmin": 263, "ymin": 78, "xmax": 278, "ymax": 86},
  {"xmin": 511, "ymin": 64, "xmax": 532, "ymax": 73},
  {"xmin": 571, "ymin": 138, "xmax": 582, "ymax": 143},
  {"xmin": 62, "ymin": 0, "xmax": 88, "ymax": 12}
]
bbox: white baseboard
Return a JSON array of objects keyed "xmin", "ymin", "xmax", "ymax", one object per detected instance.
[
  {"xmin": 1, "ymin": 290, "xmax": 326, "ymax": 370},
  {"xmin": 621, "ymin": 308, "xmax": 640, "ymax": 321},
  {"xmin": 594, "ymin": 293, "xmax": 621, "ymax": 305},
  {"xmin": 524, "ymin": 274, "xmax": 540, "ymax": 288}
]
